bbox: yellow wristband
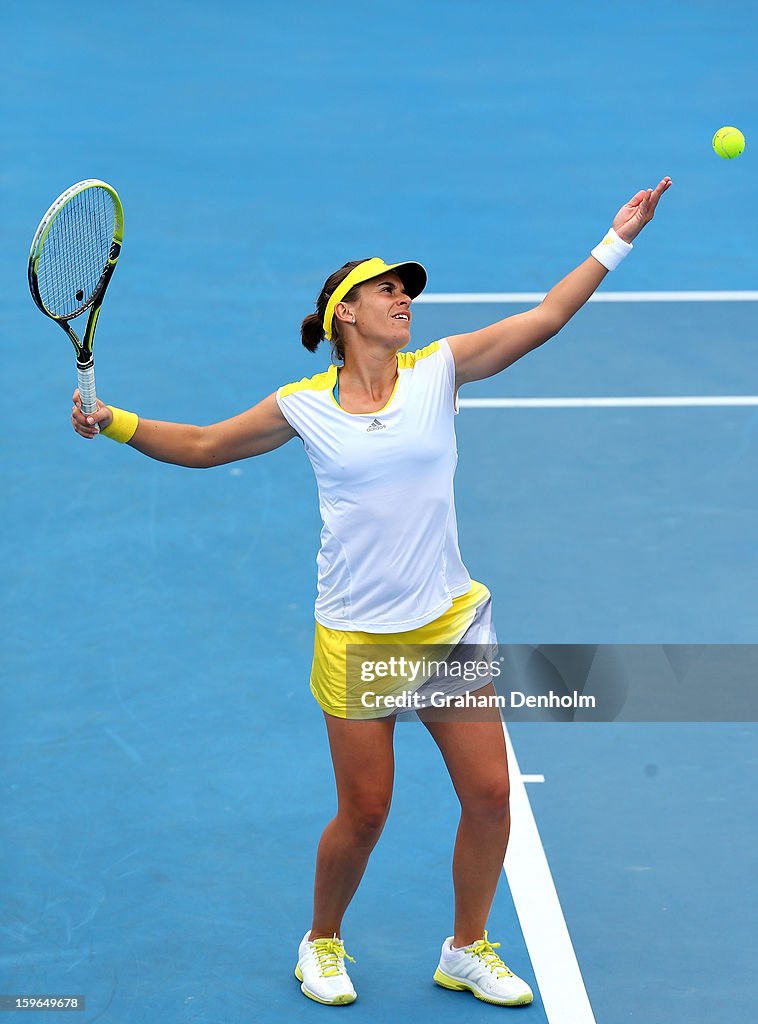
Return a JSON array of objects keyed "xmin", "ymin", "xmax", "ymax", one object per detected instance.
[{"xmin": 102, "ymin": 406, "xmax": 139, "ymax": 443}]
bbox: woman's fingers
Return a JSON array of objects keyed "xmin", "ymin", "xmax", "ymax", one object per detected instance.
[
  {"xmin": 648, "ymin": 177, "xmax": 672, "ymax": 210},
  {"xmin": 72, "ymin": 404, "xmax": 99, "ymax": 438},
  {"xmin": 613, "ymin": 176, "xmax": 672, "ymax": 241},
  {"xmin": 632, "ymin": 178, "xmax": 672, "ymax": 225},
  {"xmin": 639, "ymin": 181, "xmax": 669, "ymax": 222},
  {"xmin": 71, "ymin": 397, "xmax": 110, "ymax": 439}
]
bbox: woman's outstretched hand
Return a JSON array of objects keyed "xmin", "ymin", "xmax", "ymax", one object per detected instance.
[{"xmin": 612, "ymin": 177, "xmax": 672, "ymax": 243}]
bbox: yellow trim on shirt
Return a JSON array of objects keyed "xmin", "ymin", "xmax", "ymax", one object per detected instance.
[
  {"xmin": 279, "ymin": 342, "xmax": 442, "ymax": 404},
  {"xmin": 397, "ymin": 341, "xmax": 439, "ymax": 370},
  {"xmin": 330, "ymin": 341, "xmax": 440, "ymax": 414},
  {"xmin": 278, "ymin": 365, "xmax": 337, "ymax": 399},
  {"xmin": 330, "ymin": 366, "xmax": 401, "ymax": 415}
]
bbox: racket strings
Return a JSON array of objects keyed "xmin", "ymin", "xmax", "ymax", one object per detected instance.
[{"xmin": 36, "ymin": 187, "xmax": 115, "ymax": 318}]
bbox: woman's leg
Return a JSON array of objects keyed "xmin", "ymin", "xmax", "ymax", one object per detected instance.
[
  {"xmin": 309, "ymin": 712, "xmax": 397, "ymax": 940},
  {"xmin": 420, "ymin": 686, "xmax": 510, "ymax": 947}
]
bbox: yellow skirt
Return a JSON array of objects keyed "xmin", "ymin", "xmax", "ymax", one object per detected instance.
[{"xmin": 310, "ymin": 580, "xmax": 494, "ymax": 718}]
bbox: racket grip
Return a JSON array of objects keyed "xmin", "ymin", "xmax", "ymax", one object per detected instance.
[{"xmin": 76, "ymin": 358, "xmax": 98, "ymax": 416}]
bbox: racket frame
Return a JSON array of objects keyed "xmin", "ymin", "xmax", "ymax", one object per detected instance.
[{"xmin": 28, "ymin": 179, "xmax": 124, "ymax": 414}]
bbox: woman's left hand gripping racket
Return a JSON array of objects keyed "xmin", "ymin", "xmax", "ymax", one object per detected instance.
[{"xmin": 28, "ymin": 179, "xmax": 124, "ymax": 416}]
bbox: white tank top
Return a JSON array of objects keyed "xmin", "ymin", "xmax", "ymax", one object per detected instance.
[{"xmin": 276, "ymin": 338, "xmax": 471, "ymax": 632}]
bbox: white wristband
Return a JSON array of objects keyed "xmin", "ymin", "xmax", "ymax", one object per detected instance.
[{"xmin": 591, "ymin": 227, "xmax": 633, "ymax": 271}]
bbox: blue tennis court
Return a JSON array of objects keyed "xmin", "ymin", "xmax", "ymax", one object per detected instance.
[{"xmin": 2, "ymin": 2, "xmax": 757, "ymax": 1022}]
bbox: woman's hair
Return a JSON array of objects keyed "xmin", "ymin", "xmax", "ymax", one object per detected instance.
[{"xmin": 301, "ymin": 259, "xmax": 369, "ymax": 363}]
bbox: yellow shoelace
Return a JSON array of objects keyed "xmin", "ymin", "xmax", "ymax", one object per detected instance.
[
  {"xmin": 312, "ymin": 936, "xmax": 356, "ymax": 977},
  {"xmin": 465, "ymin": 931, "xmax": 514, "ymax": 978}
]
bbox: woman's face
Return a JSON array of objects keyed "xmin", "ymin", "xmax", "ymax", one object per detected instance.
[{"xmin": 348, "ymin": 272, "xmax": 412, "ymax": 345}]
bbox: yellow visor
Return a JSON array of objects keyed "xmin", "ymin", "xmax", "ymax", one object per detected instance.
[{"xmin": 323, "ymin": 257, "xmax": 427, "ymax": 341}]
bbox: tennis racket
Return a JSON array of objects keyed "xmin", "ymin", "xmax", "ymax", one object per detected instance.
[{"xmin": 28, "ymin": 179, "xmax": 124, "ymax": 415}]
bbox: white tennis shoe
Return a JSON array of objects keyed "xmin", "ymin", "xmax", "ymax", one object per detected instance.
[
  {"xmin": 294, "ymin": 931, "xmax": 357, "ymax": 1005},
  {"xmin": 433, "ymin": 931, "xmax": 534, "ymax": 1006}
]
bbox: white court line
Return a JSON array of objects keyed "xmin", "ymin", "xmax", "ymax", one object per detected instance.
[
  {"xmin": 460, "ymin": 396, "xmax": 758, "ymax": 409},
  {"xmin": 417, "ymin": 290, "xmax": 758, "ymax": 303},
  {"xmin": 520, "ymin": 774, "xmax": 545, "ymax": 783},
  {"xmin": 504, "ymin": 726, "xmax": 597, "ymax": 1024}
]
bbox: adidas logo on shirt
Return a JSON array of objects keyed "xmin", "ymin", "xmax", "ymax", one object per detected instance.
[{"xmin": 366, "ymin": 418, "xmax": 386, "ymax": 432}]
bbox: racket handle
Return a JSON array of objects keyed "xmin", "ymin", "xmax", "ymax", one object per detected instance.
[{"xmin": 77, "ymin": 358, "xmax": 98, "ymax": 415}]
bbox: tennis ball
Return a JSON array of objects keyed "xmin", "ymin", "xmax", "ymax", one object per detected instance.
[{"xmin": 712, "ymin": 126, "xmax": 745, "ymax": 159}]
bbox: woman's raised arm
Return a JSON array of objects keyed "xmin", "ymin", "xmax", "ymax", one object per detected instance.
[{"xmin": 448, "ymin": 177, "xmax": 672, "ymax": 387}]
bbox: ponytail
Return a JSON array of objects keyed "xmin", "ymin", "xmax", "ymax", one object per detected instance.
[{"xmin": 300, "ymin": 312, "xmax": 324, "ymax": 354}]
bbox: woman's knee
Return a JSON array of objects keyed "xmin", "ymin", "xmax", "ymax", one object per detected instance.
[
  {"xmin": 340, "ymin": 789, "xmax": 393, "ymax": 839},
  {"xmin": 460, "ymin": 776, "xmax": 510, "ymax": 819}
]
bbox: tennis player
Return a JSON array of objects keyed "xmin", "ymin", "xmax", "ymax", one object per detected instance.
[{"xmin": 72, "ymin": 177, "xmax": 671, "ymax": 1007}]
